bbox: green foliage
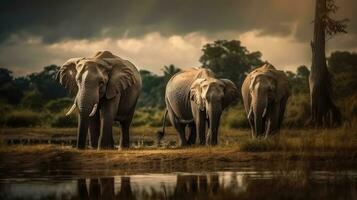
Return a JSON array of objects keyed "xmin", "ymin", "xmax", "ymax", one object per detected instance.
[
  {"xmin": 44, "ymin": 98, "xmax": 74, "ymax": 113},
  {"xmin": 51, "ymin": 114, "xmax": 77, "ymax": 127},
  {"xmin": 285, "ymin": 66, "xmax": 310, "ymax": 94},
  {"xmin": 132, "ymin": 107, "xmax": 165, "ymax": 127},
  {"xmin": 328, "ymin": 51, "xmax": 357, "ymax": 99},
  {"xmin": 5, "ymin": 110, "xmax": 42, "ymax": 127},
  {"xmin": 284, "ymin": 94, "xmax": 310, "ymax": 127},
  {"xmin": 0, "ymin": 68, "xmax": 23, "ymax": 104},
  {"xmin": 0, "ymin": 100, "xmax": 13, "ymax": 126},
  {"xmin": 27, "ymin": 65, "xmax": 68, "ymax": 101},
  {"xmin": 138, "ymin": 65, "xmax": 181, "ymax": 108},
  {"xmin": 20, "ymin": 90, "xmax": 45, "ymax": 111},
  {"xmin": 221, "ymin": 105, "xmax": 250, "ymax": 129},
  {"xmin": 240, "ymin": 138, "xmax": 280, "ymax": 152},
  {"xmin": 200, "ymin": 40, "xmax": 263, "ymax": 90}
]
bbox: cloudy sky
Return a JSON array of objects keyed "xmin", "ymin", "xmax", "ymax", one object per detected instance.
[{"xmin": 0, "ymin": 0, "xmax": 356, "ymax": 76}]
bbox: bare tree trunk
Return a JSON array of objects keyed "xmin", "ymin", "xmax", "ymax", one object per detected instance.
[{"xmin": 309, "ymin": 0, "xmax": 341, "ymax": 127}]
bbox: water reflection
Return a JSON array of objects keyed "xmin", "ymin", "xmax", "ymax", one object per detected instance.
[{"xmin": 0, "ymin": 171, "xmax": 356, "ymax": 200}]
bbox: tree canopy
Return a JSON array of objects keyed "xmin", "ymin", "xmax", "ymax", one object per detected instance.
[{"xmin": 200, "ymin": 40, "xmax": 263, "ymax": 88}]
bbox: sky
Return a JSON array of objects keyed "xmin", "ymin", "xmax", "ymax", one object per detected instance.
[{"xmin": 0, "ymin": 0, "xmax": 356, "ymax": 76}]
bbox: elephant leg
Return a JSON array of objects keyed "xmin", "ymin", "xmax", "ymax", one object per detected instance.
[
  {"xmin": 98, "ymin": 97, "xmax": 119, "ymax": 149},
  {"xmin": 89, "ymin": 109, "xmax": 100, "ymax": 148},
  {"xmin": 249, "ymin": 118, "xmax": 255, "ymax": 139},
  {"xmin": 167, "ymin": 105, "xmax": 188, "ymax": 146},
  {"xmin": 194, "ymin": 110, "xmax": 206, "ymax": 145},
  {"xmin": 187, "ymin": 123, "xmax": 196, "ymax": 145},
  {"xmin": 176, "ymin": 122, "xmax": 188, "ymax": 147},
  {"xmin": 265, "ymin": 104, "xmax": 280, "ymax": 138},
  {"xmin": 278, "ymin": 96, "xmax": 288, "ymax": 130},
  {"xmin": 119, "ymin": 120, "xmax": 131, "ymax": 149}
]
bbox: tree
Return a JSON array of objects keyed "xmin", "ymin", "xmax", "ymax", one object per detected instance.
[
  {"xmin": 0, "ymin": 68, "xmax": 23, "ymax": 104},
  {"xmin": 199, "ymin": 40, "xmax": 263, "ymax": 89},
  {"xmin": 162, "ymin": 64, "xmax": 181, "ymax": 81},
  {"xmin": 328, "ymin": 51, "xmax": 357, "ymax": 98},
  {"xmin": 297, "ymin": 65, "xmax": 310, "ymax": 79},
  {"xmin": 309, "ymin": 0, "xmax": 348, "ymax": 127},
  {"xmin": 28, "ymin": 65, "xmax": 68, "ymax": 101}
]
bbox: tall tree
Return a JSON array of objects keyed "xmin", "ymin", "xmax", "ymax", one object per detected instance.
[{"xmin": 309, "ymin": 0, "xmax": 348, "ymax": 127}]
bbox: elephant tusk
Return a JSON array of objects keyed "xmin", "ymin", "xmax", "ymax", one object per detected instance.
[
  {"xmin": 262, "ymin": 107, "xmax": 267, "ymax": 118},
  {"xmin": 248, "ymin": 108, "xmax": 253, "ymax": 119},
  {"xmin": 66, "ymin": 103, "xmax": 77, "ymax": 116},
  {"xmin": 89, "ymin": 103, "xmax": 98, "ymax": 117}
]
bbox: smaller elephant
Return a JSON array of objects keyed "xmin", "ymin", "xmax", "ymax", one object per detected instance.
[
  {"xmin": 158, "ymin": 68, "xmax": 239, "ymax": 146},
  {"xmin": 241, "ymin": 63, "xmax": 290, "ymax": 138},
  {"xmin": 57, "ymin": 51, "xmax": 141, "ymax": 149}
]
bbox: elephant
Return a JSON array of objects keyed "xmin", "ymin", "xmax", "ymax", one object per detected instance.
[
  {"xmin": 56, "ymin": 51, "xmax": 141, "ymax": 149},
  {"xmin": 241, "ymin": 63, "xmax": 290, "ymax": 138},
  {"xmin": 158, "ymin": 68, "xmax": 239, "ymax": 146}
]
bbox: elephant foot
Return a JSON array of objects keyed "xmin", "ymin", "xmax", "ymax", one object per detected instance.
[
  {"xmin": 119, "ymin": 143, "xmax": 130, "ymax": 149},
  {"xmin": 98, "ymin": 144, "xmax": 114, "ymax": 150}
]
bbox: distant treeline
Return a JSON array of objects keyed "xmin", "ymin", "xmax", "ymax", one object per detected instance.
[{"xmin": 0, "ymin": 40, "xmax": 356, "ymax": 128}]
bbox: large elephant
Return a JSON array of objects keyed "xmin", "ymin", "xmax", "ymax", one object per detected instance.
[
  {"xmin": 241, "ymin": 63, "xmax": 290, "ymax": 138},
  {"xmin": 158, "ymin": 68, "xmax": 238, "ymax": 146},
  {"xmin": 56, "ymin": 51, "xmax": 141, "ymax": 149}
]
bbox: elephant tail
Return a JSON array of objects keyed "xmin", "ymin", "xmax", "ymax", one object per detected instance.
[{"xmin": 157, "ymin": 109, "xmax": 168, "ymax": 145}]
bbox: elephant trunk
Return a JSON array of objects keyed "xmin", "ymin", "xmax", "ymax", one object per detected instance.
[
  {"xmin": 76, "ymin": 88, "xmax": 99, "ymax": 149},
  {"xmin": 253, "ymin": 90, "xmax": 268, "ymax": 137},
  {"xmin": 207, "ymin": 103, "xmax": 222, "ymax": 145}
]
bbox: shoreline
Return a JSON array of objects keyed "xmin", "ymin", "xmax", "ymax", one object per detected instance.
[{"xmin": 1, "ymin": 144, "xmax": 357, "ymax": 178}]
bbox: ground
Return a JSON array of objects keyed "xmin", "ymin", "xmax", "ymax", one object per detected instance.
[{"xmin": 0, "ymin": 126, "xmax": 356, "ymax": 178}]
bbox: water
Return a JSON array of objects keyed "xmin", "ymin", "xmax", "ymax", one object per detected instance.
[{"xmin": 1, "ymin": 169, "xmax": 356, "ymax": 200}]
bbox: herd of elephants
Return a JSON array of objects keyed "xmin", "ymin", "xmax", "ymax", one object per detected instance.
[{"xmin": 56, "ymin": 51, "xmax": 290, "ymax": 150}]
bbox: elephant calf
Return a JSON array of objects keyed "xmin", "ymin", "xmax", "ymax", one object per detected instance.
[
  {"xmin": 241, "ymin": 63, "xmax": 290, "ymax": 138},
  {"xmin": 57, "ymin": 51, "xmax": 141, "ymax": 149},
  {"xmin": 158, "ymin": 68, "xmax": 239, "ymax": 146}
]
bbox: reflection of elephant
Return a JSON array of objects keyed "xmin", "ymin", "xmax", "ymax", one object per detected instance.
[
  {"xmin": 242, "ymin": 63, "xmax": 290, "ymax": 138},
  {"xmin": 173, "ymin": 174, "xmax": 220, "ymax": 198},
  {"xmin": 57, "ymin": 51, "xmax": 141, "ymax": 149},
  {"xmin": 158, "ymin": 68, "xmax": 238, "ymax": 146},
  {"xmin": 76, "ymin": 177, "xmax": 134, "ymax": 200}
]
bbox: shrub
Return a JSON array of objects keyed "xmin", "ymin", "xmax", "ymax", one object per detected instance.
[
  {"xmin": 44, "ymin": 98, "xmax": 74, "ymax": 113},
  {"xmin": 5, "ymin": 110, "xmax": 42, "ymax": 127},
  {"xmin": 221, "ymin": 105, "xmax": 250, "ymax": 129},
  {"xmin": 0, "ymin": 101, "xmax": 13, "ymax": 126},
  {"xmin": 51, "ymin": 113, "xmax": 77, "ymax": 127},
  {"xmin": 284, "ymin": 94, "xmax": 310, "ymax": 127},
  {"xmin": 132, "ymin": 107, "xmax": 165, "ymax": 127}
]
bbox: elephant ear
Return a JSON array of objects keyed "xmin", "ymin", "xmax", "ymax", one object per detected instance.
[
  {"xmin": 190, "ymin": 78, "xmax": 206, "ymax": 111},
  {"xmin": 105, "ymin": 59, "xmax": 137, "ymax": 99},
  {"xmin": 221, "ymin": 79, "xmax": 239, "ymax": 108},
  {"xmin": 56, "ymin": 58, "xmax": 83, "ymax": 95}
]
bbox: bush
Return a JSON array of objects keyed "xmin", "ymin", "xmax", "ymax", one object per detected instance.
[
  {"xmin": 45, "ymin": 98, "xmax": 74, "ymax": 113},
  {"xmin": 5, "ymin": 110, "xmax": 42, "ymax": 127},
  {"xmin": 51, "ymin": 113, "xmax": 77, "ymax": 127},
  {"xmin": 0, "ymin": 100, "xmax": 13, "ymax": 126},
  {"xmin": 132, "ymin": 107, "xmax": 165, "ymax": 127},
  {"xmin": 221, "ymin": 105, "xmax": 250, "ymax": 129},
  {"xmin": 284, "ymin": 94, "xmax": 310, "ymax": 127}
]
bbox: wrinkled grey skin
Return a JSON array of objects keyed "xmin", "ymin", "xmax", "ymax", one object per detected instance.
[
  {"xmin": 57, "ymin": 51, "xmax": 141, "ymax": 149},
  {"xmin": 241, "ymin": 64, "xmax": 290, "ymax": 138},
  {"xmin": 158, "ymin": 68, "xmax": 239, "ymax": 146}
]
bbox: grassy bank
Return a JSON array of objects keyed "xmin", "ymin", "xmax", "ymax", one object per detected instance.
[{"xmin": 0, "ymin": 124, "xmax": 356, "ymax": 177}]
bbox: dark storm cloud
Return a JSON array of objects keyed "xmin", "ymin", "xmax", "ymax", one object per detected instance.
[{"xmin": 1, "ymin": 0, "xmax": 340, "ymax": 44}]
